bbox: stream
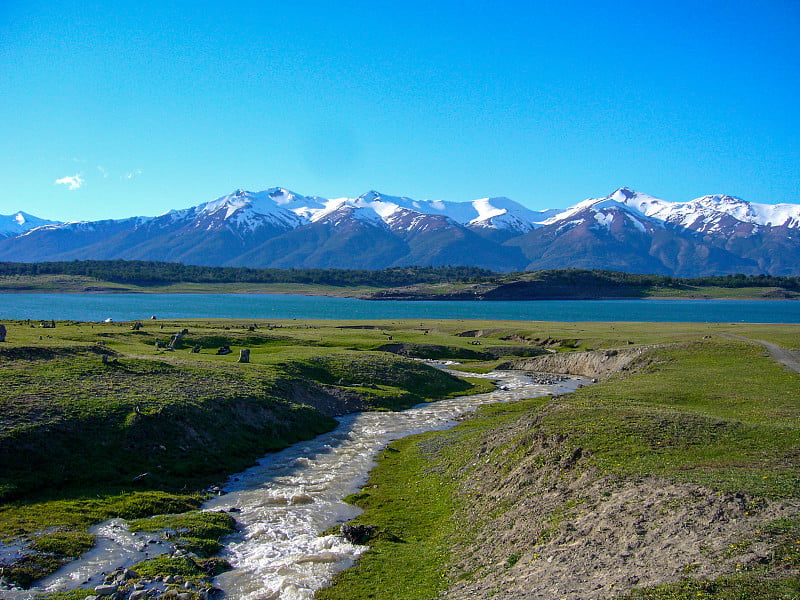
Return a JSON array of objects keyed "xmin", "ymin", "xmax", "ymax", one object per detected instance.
[{"xmin": 13, "ymin": 368, "xmax": 587, "ymax": 599}]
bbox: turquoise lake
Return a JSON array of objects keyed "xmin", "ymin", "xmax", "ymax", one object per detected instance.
[{"xmin": 1, "ymin": 293, "xmax": 800, "ymax": 322}]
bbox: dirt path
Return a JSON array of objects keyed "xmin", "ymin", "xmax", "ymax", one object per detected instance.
[{"xmin": 721, "ymin": 334, "xmax": 800, "ymax": 373}]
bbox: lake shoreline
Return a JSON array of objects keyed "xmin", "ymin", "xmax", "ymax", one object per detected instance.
[{"xmin": 3, "ymin": 293, "xmax": 800, "ymax": 323}]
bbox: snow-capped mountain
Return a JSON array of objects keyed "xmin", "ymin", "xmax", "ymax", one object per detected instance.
[
  {"xmin": 0, "ymin": 211, "xmax": 61, "ymax": 238},
  {"xmin": 594, "ymin": 187, "xmax": 800, "ymax": 234},
  {"xmin": 0, "ymin": 186, "xmax": 798, "ymax": 275}
]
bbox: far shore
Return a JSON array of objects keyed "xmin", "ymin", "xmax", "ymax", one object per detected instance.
[{"xmin": 0, "ymin": 279, "xmax": 797, "ymax": 301}]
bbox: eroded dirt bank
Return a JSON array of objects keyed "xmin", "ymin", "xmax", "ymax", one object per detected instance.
[
  {"xmin": 501, "ymin": 346, "xmax": 652, "ymax": 379},
  {"xmin": 437, "ymin": 418, "xmax": 797, "ymax": 600}
]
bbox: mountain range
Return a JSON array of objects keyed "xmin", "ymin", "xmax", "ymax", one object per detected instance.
[{"xmin": 2, "ymin": 187, "xmax": 800, "ymax": 276}]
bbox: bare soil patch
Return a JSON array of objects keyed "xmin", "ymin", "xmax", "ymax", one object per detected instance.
[{"xmin": 440, "ymin": 423, "xmax": 798, "ymax": 600}]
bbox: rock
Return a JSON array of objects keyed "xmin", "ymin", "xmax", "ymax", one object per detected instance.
[
  {"xmin": 0, "ymin": 324, "xmax": 6, "ymax": 342},
  {"xmin": 216, "ymin": 345, "xmax": 232, "ymax": 355},
  {"xmin": 129, "ymin": 591, "xmax": 148, "ymax": 600},
  {"xmin": 94, "ymin": 584, "xmax": 118, "ymax": 596},
  {"xmin": 84, "ymin": 596, "xmax": 99, "ymax": 600},
  {"xmin": 238, "ymin": 348, "xmax": 250, "ymax": 363},
  {"xmin": 191, "ymin": 345, "xmax": 201, "ymax": 353},
  {"xmin": 290, "ymin": 493, "xmax": 313, "ymax": 504},
  {"xmin": 340, "ymin": 523, "xmax": 378, "ymax": 544},
  {"xmin": 168, "ymin": 331, "xmax": 184, "ymax": 350}
]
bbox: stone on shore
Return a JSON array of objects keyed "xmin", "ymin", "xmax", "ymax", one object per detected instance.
[{"xmin": 94, "ymin": 584, "xmax": 118, "ymax": 596}]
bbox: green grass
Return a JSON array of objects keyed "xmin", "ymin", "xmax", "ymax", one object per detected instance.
[
  {"xmin": 0, "ymin": 318, "xmax": 508, "ymax": 588},
  {"xmin": 316, "ymin": 434, "xmax": 460, "ymax": 600},
  {"xmin": 131, "ymin": 555, "xmax": 208, "ymax": 580},
  {"xmin": 621, "ymin": 576, "xmax": 800, "ymax": 600},
  {"xmin": 2, "ymin": 318, "xmax": 799, "ymax": 593},
  {"xmin": 536, "ymin": 339, "xmax": 800, "ymax": 497},
  {"xmin": 128, "ymin": 510, "xmax": 236, "ymax": 557},
  {"xmin": 128, "ymin": 510, "xmax": 235, "ymax": 539},
  {"xmin": 28, "ymin": 531, "xmax": 95, "ymax": 556},
  {"xmin": 0, "ymin": 274, "xmax": 380, "ymax": 296},
  {"xmin": 318, "ymin": 332, "xmax": 800, "ymax": 599},
  {"xmin": 40, "ymin": 590, "xmax": 98, "ymax": 600},
  {"xmin": 0, "ymin": 491, "xmax": 203, "ymax": 541},
  {"xmin": 317, "ymin": 396, "xmax": 555, "ymax": 600}
]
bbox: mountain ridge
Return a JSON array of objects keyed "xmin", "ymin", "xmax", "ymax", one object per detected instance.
[{"xmin": 2, "ymin": 187, "xmax": 799, "ymax": 275}]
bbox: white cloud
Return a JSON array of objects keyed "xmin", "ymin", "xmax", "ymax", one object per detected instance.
[
  {"xmin": 97, "ymin": 165, "xmax": 109, "ymax": 178},
  {"xmin": 124, "ymin": 169, "xmax": 143, "ymax": 180},
  {"xmin": 55, "ymin": 174, "xmax": 84, "ymax": 190}
]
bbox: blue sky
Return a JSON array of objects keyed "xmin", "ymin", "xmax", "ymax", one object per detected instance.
[{"xmin": 1, "ymin": 0, "xmax": 798, "ymax": 221}]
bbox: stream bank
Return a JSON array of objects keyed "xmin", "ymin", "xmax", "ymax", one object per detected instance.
[
  {"xmin": 317, "ymin": 339, "xmax": 800, "ymax": 600},
  {"xmin": 8, "ymin": 370, "xmax": 586, "ymax": 600}
]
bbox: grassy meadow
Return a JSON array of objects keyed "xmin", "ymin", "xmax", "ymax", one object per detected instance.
[
  {"xmin": 0, "ymin": 318, "xmax": 514, "ymax": 588},
  {"xmin": 314, "ymin": 322, "xmax": 800, "ymax": 600},
  {"xmin": 0, "ymin": 317, "xmax": 798, "ymax": 597}
]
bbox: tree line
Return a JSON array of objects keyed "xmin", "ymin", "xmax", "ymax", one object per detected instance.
[
  {"xmin": 0, "ymin": 261, "xmax": 798, "ymax": 291},
  {"xmin": 521, "ymin": 269, "xmax": 800, "ymax": 291},
  {"xmin": 0, "ymin": 260, "xmax": 494, "ymax": 287}
]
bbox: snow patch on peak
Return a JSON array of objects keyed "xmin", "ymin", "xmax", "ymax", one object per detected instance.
[
  {"xmin": 544, "ymin": 190, "xmax": 668, "ymax": 233},
  {"xmin": 315, "ymin": 203, "xmax": 389, "ymax": 229},
  {"xmin": 608, "ymin": 188, "xmax": 674, "ymax": 218},
  {"xmin": 0, "ymin": 211, "xmax": 61, "ymax": 237},
  {"xmin": 541, "ymin": 187, "xmax": 800, "ymax": 234},
  {"xmin": 359, "ymin": 190, "xmax": 383, "ymax": 203},
  {"xmin": 680, "ymin": 195, "xmax": 800, "ymax": 229},
  {"xmin": 471, "ymin": 197, "xmax": 508, "ymax": 221},
  {"xmin": 466, "ymin": 196, "xmax": 548, "ymax": 232},
  {"xmin": 184, "ymin": 188, "xmax": 309, "ymax": 232},
  {"xmin": 593, "ymin": 212, "xmax": 613, "ymax": 229},
  {"xmin": 610, "ymin": 187, "xmax": 637, "ymax": 200}
]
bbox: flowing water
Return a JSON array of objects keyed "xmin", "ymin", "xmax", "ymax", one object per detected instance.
[
  {"xmin": 205, "ymin": 368, "xmax": 585, "ymax": 600},
  {"xmin": 8, "ymin": 368, "xmax": 586, "ymax": 600}
]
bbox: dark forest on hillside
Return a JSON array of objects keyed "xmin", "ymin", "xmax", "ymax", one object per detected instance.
[{"xmin": 1, "ymin": 261, "xmax": 799, "ymax": 293}]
